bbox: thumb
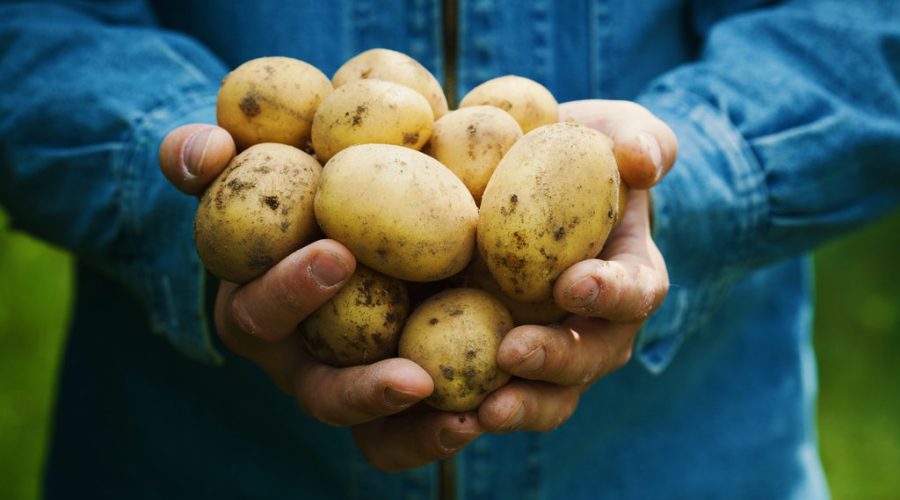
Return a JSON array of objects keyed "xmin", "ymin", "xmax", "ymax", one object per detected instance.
[{"xmin": 159, "ymin": 124, "xmax": 236, "ymax": 195}]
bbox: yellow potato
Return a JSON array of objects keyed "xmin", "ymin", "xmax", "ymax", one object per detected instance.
[
  {"xmin": 477, "ymin": 123, "xmax": 620, "ymax": 302},
  {"xmin": 314, "ymin": 144, "xmax": 477, "ymax": 282},
  {"xmin": 194, "ymin": 143, "xmax": 322, "ymax": 284},
  {"xmin": 464, "ymin": 254, "xmax": 568, "ymax": 326},
  {"xmin": 216, "ymin": 56, "xmax": 332, "ymax": 151},
  {"xmin": 332, "ymin": 48, "xmax": 449, "ymax": 119},
  {"xmin": 399, "ymin": 288, "xmax": 512, "ymax": 412},
  {"xmin": 302, "ymin": 265, "xmax": 409, "ymax": 367},
  {"xmin": 614, "ymin": 183, "xmax": 629, "ymax": 229},
  {"xmin": 310, "ymin": 79, "xmax": 434, "ymax": 162},
  {"xmin": 458, "ymin": 75, "xmax": 558, "ymax": 133},
  {"xmin": 424, "ymin": 106, "xmax": 523, "ymax": 204}
]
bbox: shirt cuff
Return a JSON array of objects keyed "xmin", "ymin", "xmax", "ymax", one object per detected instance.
[
  {"xmin": 634, "ymin": 85, "xmax": 768, "ymax": 374},
  {"xmin": 115, "ymin": 91, "xmax": 223, "ymax": 365}
]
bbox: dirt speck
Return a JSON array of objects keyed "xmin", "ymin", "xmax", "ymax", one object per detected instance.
[
  {"xmin": 403, "ymin": 132, "xmax": 419, "ymax": 145},
  {"xmin": 239, "ymin": 94, "xmax": 261, "ymax": 117},
  {"xmin": 262, "ymin": 195, "xmax": 280, "ymax": 210}
]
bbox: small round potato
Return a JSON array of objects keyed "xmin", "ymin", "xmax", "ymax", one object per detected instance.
[
  {"xmin": 314, "ymin": 144, "xmax": 477, "ymax": 282},
  {"xmin": 216, "ymin": 56, "xmax": 332, "ymax": 151},
  {"xmin": 399, "ymin": 288, "xmax": 512, "ymax": 412},
  {"xmin": 478, "ymin": 123, "xmax": 620, "ymax": 302},
  {"xmin": 302, "ymin": 265, "xmax": 409, "ymax": 367},
  {"xmin": 458, "ymin": 75, "xmax": 558, "ymax": 133},
  {"xmin": 311, "ymin": 79, "xmax": 434, "ymax": 162},
  {"xmin": 332, "ymin": 48, "xmax": 449, "ymax": 119},
  {"xmin": 194, "ymin": 143, "xmax": 322, "ymax": 284},
  {"xmin": 425, "ymin": 106, "xmax": 523, "ymax": 204}
]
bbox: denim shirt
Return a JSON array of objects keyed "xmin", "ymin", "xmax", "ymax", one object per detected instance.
[{"xmin": 2, "ymin": 0, "xmax": 899, "ymax": 498}]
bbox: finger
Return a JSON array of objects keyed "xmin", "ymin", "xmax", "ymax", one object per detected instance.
[
  {"xmin": 222, "ymin": 239, "xmax": 355, "ymax": 342},
  {"xmin": 352, "ymin": 408, "xmax": 481, "ymax": 472},
  {"xmin": 496, "ymin": 317, "xmax": 637, "ymax": 386},
  {"xmin": 554, "ymin": 191, "xmax": 668, "ymax": 321},
  {"xmin": 217, "ymin": 301, "xmax": 433, "ymax": 424},
  {"xmin": 292, "ymin": 355, "xmax": 435, "ymax": 427},
  {"xmin": 559, "ymin": 100, "xmax": 677, "ymax": 189},
  {"xmin": 479, "ymin": 380, "xmax": 581, "ymax": 433},
  {"xmin": 159, "ymin": 123, "xmax": 236, "ymax": 195}
]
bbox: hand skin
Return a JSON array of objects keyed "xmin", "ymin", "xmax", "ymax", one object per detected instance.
[
  {"xmin": 157, "ymin": 98, "xmax": 675, "ymax": 470},
  {"xmin": 476, "ymin": 100, "xmax": 674, "ymax": 433}
]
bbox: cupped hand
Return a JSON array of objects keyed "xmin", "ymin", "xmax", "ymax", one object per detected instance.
[
  {"xmin": 477, "ymin": 100, "xmax": 674, "ymax": 433},
  {"xmin": 159, "ymin": 125, "xmax": 481, "ymax": 471}
]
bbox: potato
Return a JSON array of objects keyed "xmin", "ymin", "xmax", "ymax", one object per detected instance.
[
  {"xmin": 399, "ymin": 288, "xmax": 512, "ymax": 412},
  {"xmin": 216, "ymin": 56, "xmax": 332, "ymax": 151},
  {"xmin": 310, "ymin": 79, "xmax": 434, "ymax": 162},
  {"xmin": 477, "ymin": 123, "xmax": 620, "ymax": 302},
  {"xmin": 194, "ymin": 143, "xmax": 321, "ymax": 283},
  {"xmin": 614, "ymin": 183, "xmax": 629, "ymax": 229},
  {"xmin": 464, "ymin": 254, "xmax": 568, "ymax": 326},
  {"xmin": 301, "ymin": 265, "xmax": 409, "ymax": 367},
  {"xmin": 332, "ymin": 48, "xmax": 449, "ymax": 119},
  {"xmin": 314, "ymin": 144, "xmax": 477, "ymax": 282},
  {"xmin": 424, "ymin": 106, "xmax": 523, "ymax": 204},
  {"xmin": 458, "ymin": 75, "xmax": 558, "ymax": 133}
]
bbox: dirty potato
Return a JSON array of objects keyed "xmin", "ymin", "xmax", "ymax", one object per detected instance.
[
  {"xmin": 332, "ymin": 48, "xmax": 449, "ymax": 119},
  {"xmin": 425, "ymin": 106, "xmax": 523, "ymax": 204},
  {"xmin": 399, "ymin": 288, "xmax": 512, "ymax": 412},
  {"xmin": 194, "ymin": 143, "xmax": 322, "ymax": 284},
  {"xmin": 314, "ymin": 144, "xmax": 477, "ymax": 282},
  {"xmin": 477, "ymin": 123, "xmax": 620, "ymax": 302},
  {"xmin": 216, "ymin": 56, "xmax": 332, "ymax": 151},
  {"xmin": 310, "ymin": 79, "xmax": 434, "ymax": 162},
  {"xmin": 464, "ymin": 254, "xmax": 568, "ymax": 326},
  {"xmin": 301, "ymin": 265, "xmax": 409, "ymax": 367},
  {"xmin": 458, "ymin": 75, "xmax": 558, "ymax": 133}
]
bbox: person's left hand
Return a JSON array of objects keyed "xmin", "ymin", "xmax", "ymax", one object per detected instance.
[{"xmin": 477, "ymin": 100, "xmax": 674, "ymax": 432}]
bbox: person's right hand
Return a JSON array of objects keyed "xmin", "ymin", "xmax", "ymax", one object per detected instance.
[{"xmin": 159, "ymin": 124, "xmax": 483, "ymax": 471}]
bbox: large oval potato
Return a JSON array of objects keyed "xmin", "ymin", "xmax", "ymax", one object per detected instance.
[
  {"xmin": 332, "ymin": 48, "xmax": 449, "ymax": 119},
  {"xmin": 301, "ymin": 265, "xmax": 409, "ymax": 367},
  {"xmin": 217, "ymin": 56, "xmax": 332, "ymax": 151},
  {"xmin": 478, "ymin": 122, "xmax": 620, "ymax": 302},
  {"xmin": 315, "ymin": 144, "xmax": 477, "ymax": 282},
  {"xmin": 399, "ymin": 288, "xmax": 512, "ymax": 412},
  {"xmin": 464, "ymin": 254, "xmax": 568, "ymax": 326},
  {"xmin": 425, "ymin": 106, "xmax": 523, "ymax": 204},
  {"xmin": 458, "ymin": 75, "xmax": 558, "ymax": 133},
  {"xmin": 311, "ymin": 79, "xmax": 434, "ymax": 162},
  {"xmin": 194, "ymin": 143, "xmax": 322, "ymax": 284}
]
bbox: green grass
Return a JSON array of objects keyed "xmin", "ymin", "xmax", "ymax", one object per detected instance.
[
  {"xmin": 0, "ymin": 212, "xmax": 71, "ymax": 500},
  {"xmin": 0, "ymin": 208, "xmax": 898, "ymax": 499},
  {"xmin": 814, "ymin": 209, "xmax": 900, "ymax": 499}
]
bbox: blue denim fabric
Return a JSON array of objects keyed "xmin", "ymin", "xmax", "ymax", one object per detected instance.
[{"xmin": 1, "ymin": 0, "xmax": 899, "ymax": 498}]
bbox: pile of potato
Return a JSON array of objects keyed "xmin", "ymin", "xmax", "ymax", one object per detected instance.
[{"xmin": 194, "ymin": 49, "xmax": 621, "ymax": 412}]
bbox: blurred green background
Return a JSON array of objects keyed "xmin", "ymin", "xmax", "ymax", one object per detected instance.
[{"xmin": 1, "ymin": 208, "xmax": 898, "ymax": 500}]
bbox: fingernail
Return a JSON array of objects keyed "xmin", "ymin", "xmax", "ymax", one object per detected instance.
[
  {"xmin": 439, "ymin": 429, "xmax": 479, "ymax": 452},
  {"xmin": 384, "ymin": 387, "xmax": 420, "ymax": 407},
  {"xmin": 497, "ymin": 402, "xmax": 526, "ymax": 432},
  {"xmin": 515, "ymin": 346, "xmax": 545, "ymax": 373},
  {"xmin": 637, "ymin": 132, "xmax": 663, "ymax": 181},
  {"xmin": 310, "ymin": 252, "xmax": 350, "ymax": 287},
  {"xmin": 182, "ymin": 127, "xmax": 216, "ymax": 177},
  {"xmin": 565, "ymin": 276, "xmax": 601, "ymax": 308}
]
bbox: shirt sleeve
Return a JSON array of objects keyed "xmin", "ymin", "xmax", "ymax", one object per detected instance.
[
  {"xmin": 0, "ymin": 2, "xmax": 229, "ymax": 363},
  {"xmin": 634, "ymin": 0, "xmax": 900, "ymax": 373}
]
